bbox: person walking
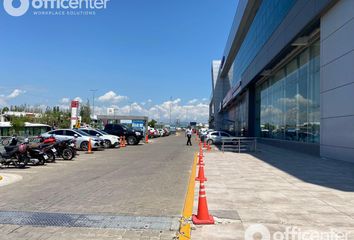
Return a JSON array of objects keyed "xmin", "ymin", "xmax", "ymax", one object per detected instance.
[{"xmin": 186, "ymin": 127, "xmax": 192, "ymax": 146}]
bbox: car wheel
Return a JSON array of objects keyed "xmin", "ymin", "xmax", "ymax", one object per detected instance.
[
  {"xmin": 127, "ymin": 136, "xmax": 137, "ymax": 145},
  {"xmin": 104, "ymin": 140, "xmax": 112, "ymax": 148},
  {"xmin": 207, "ymin": 139, "xmax": 213, "ymax": 145},
  {"xmin": 80, "ymin": 141, "xmax": 88, "ymax": 151}
]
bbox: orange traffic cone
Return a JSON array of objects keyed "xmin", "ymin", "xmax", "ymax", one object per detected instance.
[
  {"xmin": 195, "ymin": 164, "xmax": 207, "ymax": 181},
  {"xmin": 145, "ymin": 134, "xmax": 149, "ymax": 144},
  {"xmin": 197, "ymin": 153, "xmax": 204, "ymax": 166},
  {"xmin": 203, "ymin": 141, "xmax": 207, "ymax": 149},
  {"xmin": 207, "ymin": 143, "xmax": 211, "ymax": 152},
  {"xmin": 192, "ymin": 181, "xmax": 214, "ymax": 225},
  {"xmin": 86, "ymin": 138, "xmax": 93, "ymax": 154},
  {"xmin": 119, "ymin": 136, "xmax": 123, "ymax": 148},
  {"xmin": 199, "ymin": 147, "xmax": 204, "ymax": 157},
  {"xmin": 122, "ymin": 136, "xmax": 126, "ymax": 147}
]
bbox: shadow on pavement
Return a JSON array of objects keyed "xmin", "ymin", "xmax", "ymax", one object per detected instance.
[{"xmin": 248, "ymin": 144, "xmax": 354, "ymax": 192}]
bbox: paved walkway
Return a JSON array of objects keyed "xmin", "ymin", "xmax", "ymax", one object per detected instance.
[{"xmin": 192, "ymin": 144, "xmax": 354, "ymax": 240}]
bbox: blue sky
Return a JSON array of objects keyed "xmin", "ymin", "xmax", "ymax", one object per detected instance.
[{"xmin": 0, "ymin": 0, "xmax": 237, "ymax": 122}]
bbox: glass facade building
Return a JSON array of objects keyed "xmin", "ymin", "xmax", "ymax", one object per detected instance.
[
  {"xmin": 255, "ymin": 41, "xmax": 320, "ymax": 143},
  {"xmin": 230, "ymin": 0, "xmax": 296, "ymax": 87},
  {"xmin": 210, "ymin": 0, "xmax": 354, "ymax": 161}
]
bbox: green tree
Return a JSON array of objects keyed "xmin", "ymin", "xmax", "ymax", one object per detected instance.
[
  {"xmin": 148, "ymin": 119, "xmax": 157, "ymax": 128},
  {"xmin": 10, "ymin": 116, "xmax": 27, "ymax": 135},
  {"xmin": 80, "ymin": 100, "xmax": 91, "ymax": 124},
  {"xmin": 2, "ymin": 107, "xmax": 9, "ymax": 114}
]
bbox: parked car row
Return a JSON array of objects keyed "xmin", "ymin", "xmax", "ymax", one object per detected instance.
[
  {"xmin": 196, "ymin": 128, "xmax": 236, "ymax": 145},
  {"xmin": 147, "ymin": 127, "xmax": 170, "ymax": 138}
]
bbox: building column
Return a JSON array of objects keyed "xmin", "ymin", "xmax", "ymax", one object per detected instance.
[{"xmin": 320, "ymin": 0, "xmax": 354, "ymax": 162}]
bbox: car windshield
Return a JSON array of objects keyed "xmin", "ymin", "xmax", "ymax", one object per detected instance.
[{"xmin": 75, "ymin": 130, "xmax": 90, "ymax": 136}]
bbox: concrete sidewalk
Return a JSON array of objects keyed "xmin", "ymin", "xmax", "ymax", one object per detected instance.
[{"xmin": 191, "ymin": 144, "xmax": 354, "ymax": 240}]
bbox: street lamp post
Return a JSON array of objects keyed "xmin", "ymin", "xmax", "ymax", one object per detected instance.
[{"xmin": 89, "ymin": 89, "xmax": 98, "ymax": 119}]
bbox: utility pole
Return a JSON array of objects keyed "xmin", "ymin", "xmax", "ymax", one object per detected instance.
[
  {"xmin": 128, "ymin": 101, "xmax": 133, "ymax": 116},
  {"xmin": 169, "ymin": 96, "xmax": 172, "ymax": 126},
  {"xmin": 89, "ymin": 89, "xmax": 98, "ymax": 119}
]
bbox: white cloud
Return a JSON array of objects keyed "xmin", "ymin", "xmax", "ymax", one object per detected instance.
[
  {"xmin": 60, "ymin": 97, "xmax": 70, "ymax": 104},
  {"xmin": 188, "ymin": 99, "xmax": 199, "ymax": 104},
  {"xmin": 7, "ymin": 89, "xmax": 26, "ymax": 99},
  {"xmin": 98, "ymin": 91, "xmax": 128, "ymax": 103},
  {"xmin": 74, "ymin": 97, "xmax": 83, "ymax": 103},
  {"xmin": 96, "ymin": 98, "xmax": 208, "ymax": 123},
  {"xmin": 0, "ymin": 89, "xmax": 26, "ymax": 106},
  {"xmin": 0, "ymin": 98, "xmax": 6, "ymax": 106}
]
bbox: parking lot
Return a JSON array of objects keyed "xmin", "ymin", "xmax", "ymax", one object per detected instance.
[{"xmin": 0, "ymin": 134, "xmax": 196, "ymax": 240}]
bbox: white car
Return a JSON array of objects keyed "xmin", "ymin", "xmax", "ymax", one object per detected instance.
[
  {"xmin": 79, "ymin": 128, "xmax": 120, "ymax": 148},
  {"xmin": 157, "ymin": 129, "xmax": 165, "ymax": 137},
  {"xmin": 205, "ymin": 131, "xmax": 233, "ymax": 145}
]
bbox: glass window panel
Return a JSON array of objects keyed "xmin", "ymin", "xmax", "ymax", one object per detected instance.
[
  {"xmin": 298, "ymin": 49, "xmax": 309, "ymax": 142},
  {"xmin": 256, "ymin": 40, "xmax": 320, "ymax": 144},
  {"xmin": 284, "ymin": 59, "xmax": 298, "ymax": 141},
  {"xmin": 308, "ymin": 40, "xmax": 320, "ymax": 143}
]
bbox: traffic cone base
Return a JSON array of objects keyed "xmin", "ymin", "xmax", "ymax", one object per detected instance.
[{"xmin": 192, "ymin": 214, "xmax": 214, "ymax": 225}]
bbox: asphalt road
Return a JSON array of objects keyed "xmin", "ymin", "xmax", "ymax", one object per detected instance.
[{"xmin": 0, "ymin": 133, "xmax": 197, "ymax": 240}]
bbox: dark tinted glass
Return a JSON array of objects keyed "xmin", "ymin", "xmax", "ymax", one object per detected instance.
[
  {"xmin": 65, "ymin": 130, "xmax": 76, "ymax": 136},
  {"xmin": 53, "ymin": 130, "xmax": 64, "ymax": 135}
]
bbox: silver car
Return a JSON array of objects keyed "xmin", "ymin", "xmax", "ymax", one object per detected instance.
[
  {"xmin": 42, "ymin": 129, "xmax": 102, "ymax": 151},
  {"xmin": 205, "ymin": 131, "xmax": 233, "ymax": 145}
]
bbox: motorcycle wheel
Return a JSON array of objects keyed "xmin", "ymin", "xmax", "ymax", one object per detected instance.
[
  {"xmin": 45, "ymin": 152, "xmax": 56, "ymax": 163},
  {"xmin": 38, "ymin": 157, "xmax": 45, "ymax": 166},
  {"xmin": 15, "ymin": 156, "xmax": 29, "ymax": 169},
  {"xmin": 62, "ymin": 148, "xmax": 73, "ymax": 160}
]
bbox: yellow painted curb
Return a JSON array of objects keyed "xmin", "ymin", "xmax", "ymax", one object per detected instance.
[{"xmin": 177, "ymin": 153, "xmax": 198, "ymax": 239}]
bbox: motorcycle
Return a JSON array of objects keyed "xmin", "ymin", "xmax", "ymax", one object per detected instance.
[
  {"xmin": 29, "ymin": 140, "xmax": 57, "ymax": 163},
  {"xmin": 53, "ymin": 139, "xmax": 76, "ymax": 160},
  {"xmin": 0, "ymin": 137, "xmax": 29, "ymax": 168}
]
